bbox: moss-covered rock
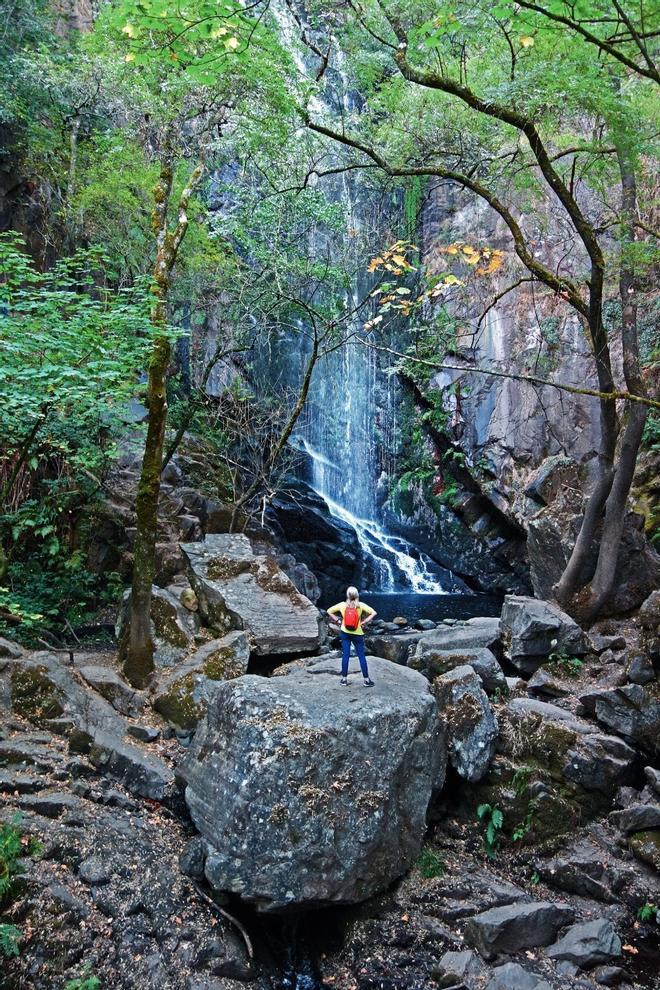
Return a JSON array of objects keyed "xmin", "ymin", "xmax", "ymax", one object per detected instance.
[
  {"xmin": 10, "ymin": 664, "xmax": 65, "ymax": 726},
  {"xmin": 628, "ymin": 830, "xmax": 660, "ymax": 871},
  {"xmin": 152, "ymin": 630, "xmax": 250, "ymax": 730}
]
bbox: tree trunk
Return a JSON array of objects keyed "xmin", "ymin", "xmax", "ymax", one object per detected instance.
[
  {"xmin": 582, "ymin": 136, "xmax": 647, "ymax": 618},
  {"xmin": 121, "ymin": 154, "xmax": 204, "ymax": 688},
  {"xmin": 553, "ymin": 292, "xmax": 618, "ymax": 605}
]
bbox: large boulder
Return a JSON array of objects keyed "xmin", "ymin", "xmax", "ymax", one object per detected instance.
[
  {"xmin": 180, "ymin": 656, "xmax": 446, "ymax": 912},
  {"xmin": 413, "ymin": 618, "xmax": 501, "ymax": 660},
  {"xmin": 181, "ymin": 535, "xmax": 321, "ymax": 656},
  {"xmin": 434, "ymin": 666, "xmax": 498, "ymax": 782},
  {"xmin": 476, "ymin": 698, "xmax": 637, "ymax": 838},
  {"xmin": 152, "ymin": 631, "xmax": 250, "ymax": 730},
  {"xmin": 465, "ymin": 900, "xmax": 574, "ymax": 959},
  {"xmin": 546, "ymin": 919, "xmax": 622, "ymax": 969},
  {"xmin": 410, "ymin": 645, "xmax": 506, "ymax": 694},
  {"xmin": 116, "ymin": 585, "xmax": 199, "ymax": 668},
  {"xmin": 500, "ymin": 595, "xmax": 588, "ymax": 673},
  {"xmin": 364, "ymin": 631, "xmax": 423, "ymax": 665},
  {"xmin": 580, "ymin": 683, "xmax": 660, "ymax": 756}
]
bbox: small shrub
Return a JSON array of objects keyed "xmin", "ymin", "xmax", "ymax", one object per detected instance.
[
  {"xmin": 512, "ymin": 765, "xmax": 534, "ymax": 797},
  {"xmin": 477, "ymin": 803, "xmax": 504, "ymax": 858},
  {"xmin": 530, "ymin": 871, "xmax": 540, "ymax": 886},
  {"xmin": 416, "ymin": 847, "xmax": 445, "ymax": 879},
  {"xmin": 64, "ymin": 963, "xmax": 101, "ymax": 990},
  {"xmin": 546, "ymin": 648, "xmax": 583, "ymax": 677},
  {"xmin": 0, "ymin": 815, "xmax": 42, "ymax": 900},
  {"xmin": 512, "ymin": 799, "xmax": 539, "ymax": 842},
  {"xmin": 637, "ymin": 902, "xmax": 658, "ymax": 923},
  {"xmin": 0, "ymin": 922, "xmax": 21, "ymax": 958}
]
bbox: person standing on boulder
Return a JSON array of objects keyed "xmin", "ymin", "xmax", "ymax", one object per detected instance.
[{"xmin": 327, "ymin": 587, "xmax": 377, "ymax": 687}]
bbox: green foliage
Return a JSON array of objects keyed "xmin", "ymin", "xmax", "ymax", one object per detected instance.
[
  {"xmin": 530, "ymin": 871, "xmax": 540, "ymax": 886},
  {"xmin": 0, "ymin": 815, "xmax": 42, "ymax": 905},
  {"xmin": 416, "ymin": 847, "xmax": 445, "ymax": 879},
  {"xmin": 0, "ymin": 923, "xmax": 21, "ymax": 958},
  {"xmin": 637, "ymin": 902, "xmax": 658, "ymax": 923},
  {"xmin": 546, "ymin": 648, "xmax": 583, "ymax": 677},
  {"xmin": 512, "ymin": 799, "xmax": 539, "ymax": 842},
  {"xmin": 64, "ymin": 965, "xmax": 101, "ymax": 990},
  {"xmin": 477, "ymin": 803, "xmax": 504, "ymax": 859},
  {"xmin": 0, "ymin": 234, "xmax": 155, "ymax": 641},
  {"xmin": 512, "ymin": 765, "xmax": 534, "ymax": 798}
]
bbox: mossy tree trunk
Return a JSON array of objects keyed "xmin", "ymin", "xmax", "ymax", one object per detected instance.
[{"xmin": 122, "ymin": 152, "xmax": 205, "ymax": 688}]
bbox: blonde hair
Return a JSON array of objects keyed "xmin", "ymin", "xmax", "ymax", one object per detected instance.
[{"xmin": 346, "ymin": 586, "xmax": 360, "ymax": 604}]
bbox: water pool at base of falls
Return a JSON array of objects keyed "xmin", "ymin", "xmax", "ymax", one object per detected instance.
[{"xmin": 318, "ymin": 591, "xmax": 503, "ymax": 624}]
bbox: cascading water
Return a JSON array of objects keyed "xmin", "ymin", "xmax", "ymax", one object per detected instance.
[{"xmin": 297, "ymin": 335, "xmax": 454, "ymax": 594}]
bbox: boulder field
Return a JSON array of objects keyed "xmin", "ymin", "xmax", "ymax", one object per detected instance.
[{"xmin": 2, "ymin": 571, "xmax": 660, "ymax": 990}]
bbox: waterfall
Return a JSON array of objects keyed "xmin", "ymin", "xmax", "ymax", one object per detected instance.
[{"xmin": 297, "ymin": 342, "xmax": 452, "ymax": 595}]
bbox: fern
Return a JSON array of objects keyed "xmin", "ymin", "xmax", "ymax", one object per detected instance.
[
  {"xmin": 0, "ymin": 922, "xmax": 21, "ymax": 957},
  {"xmin": 477, "ymin": 803, "xmax": 504, "ymax": 858}
]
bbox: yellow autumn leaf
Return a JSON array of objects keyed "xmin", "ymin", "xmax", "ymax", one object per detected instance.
[
  {"xmin": 211, "ymin": 26, "xmax": 228, "ymax": 37},
  {"xmin": 445, "ymin": 246, "xmax": 459, "ymax": 255},
  {"xmin": 462, "ymin": 245, "xmax": 478, "ymax": 256},
  {"xmin": 224, "ymin": 36, "xmax": 240, "ymax": 50},
  {"xmin": 122, "ymin": 22, "xmax": 138, "ymax": 37},
  {"xmin": 520, "ymin": 35, "xmax": 535, "ymax": 47},
  {"xmin": 124, "ymin": 52, "xmax": 136, "ymax": 62},
  {"xmin": 444, "ymin": 274, "xmax": 464, "ymax": 286},
  {"xmin": 391, "ymin": 254, "xmax": 407, "ymax": 266}
]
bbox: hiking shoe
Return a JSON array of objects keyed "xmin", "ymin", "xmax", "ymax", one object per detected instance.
[
  {"xmin": 363, "ymin": 678, "xmax": 375, "ymax": 687},
  {"xmin": 340, "ymin": 677, "xmax": 348, "ymax": 685}
]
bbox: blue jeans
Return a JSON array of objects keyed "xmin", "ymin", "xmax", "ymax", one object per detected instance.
[{"xmin": 340, "ymin": 631, "xmax": 369, "ymax": 678}]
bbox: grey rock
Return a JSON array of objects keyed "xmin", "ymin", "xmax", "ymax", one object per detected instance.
[
  {"xmin": 465, "ymin": 900, "xmax": 574, "ymax": 959},
  {"xmin": 182, "ymin": 534, "xmax": 321, "ymax": 655},
  {"xmin": 414, "ymin": 619, "xmax": 501, "ymax": 660},
  {"xmin": 78, "ymin": 664, "xmax": 143, "ymax": 717},
  {"xmin": 0, "ymin": 637, "xmax": 23, "ymax": 659},
  {"xmin": 626, "ymin": 654, "xmax": 655, "ymax": 686},
  {"xmin": 639, "ymin": 589, "xmax": 660, "ymax": 629},
  {"xmin": 434, "ymin": 665, "xmax": 498, "ymax": 782},
  {"xmin": 47, "ymin": 882, "xmax": 89, "ymax": 916},
  {"xmin": 501, "ymin": 595, "xmax": 588, "ymax": 673},
  {"xmin": 546, "ymin": 918, "xmax": 622, "ymax": 968},
  {"xmin": 527, "ymin": 667, "xmax": 570, "ymax": 698},
  {"xmin": 503, "ymin": 698, "xmax": 636, "ymax": 799},
  {"xmin": 645, "ymin": 766, "xmax": 660, "ymax": 795},
  {"xmin": 364, "ymin": 632, "xmax": 422, "ymax": 665},
  {"xmin": 0, "ymin": 769, "xmax": 46, "ymax": 794},
  {"xmin": 485, "ymin": 962, "xmax": 552, "ymax": 990},
  {"xmin": 411, "ymin": 645, "xmax": 506, "ymax": 694},
  {"xmin": 78, "ymin": 855, "xmax": 113, "ymax": 885},
  {"xmin": 153, "ymin": 630, "xmax": 250, "ymax": 730},
  {"xmin": 525, "ymin": 456, "xmax": 576, "ymax": 506},
  {"xmin": 180, "ymin": 656, "xmax": 446, "ymax": 911},
  {"xmin": 415, "ymin": 619, "xmax": 437, "ymax": 631},
  {"xmin": 581, "ymin": 683, "xmax": 660, "ymax": 755},
  {"xmin": 541, "ymin": 843, "xmax": 629, "ymax": 903},
  {"xmin": 593, "ymin": 966, "xmax": 627, "ymax": 987},
  {"xmin": 436, "ymin": 949, "xmax": 486, "ymax": 988},
  {"xmin": 180, "ymin": 836, "xmax": 208, "ymax": 879},
  {"xmin": 127, "ymin": 724, "xmax": 160, "ymax": 743},
  {"xmin": 610, "ymin": 804, "xmax": 660, "ymax": 833},
  {"xmin": 19, "ymin": 791, "xmax": 83, "ymax": 819},
  {"xmin": 116, "ymin": 585, "xmax": 200, "ymax": 668},
  {"xmin": 591, "ymin": 635, "xmax": 627, "ymax": 653},
  {"xmin": 275, "ymin": 553, "xmax": 321, "ymax": 604}
]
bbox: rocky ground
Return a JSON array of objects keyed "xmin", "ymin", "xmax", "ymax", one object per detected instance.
[{"xmin": 1, "ymin": 531, "xmax": 659, "ymax": 990}]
